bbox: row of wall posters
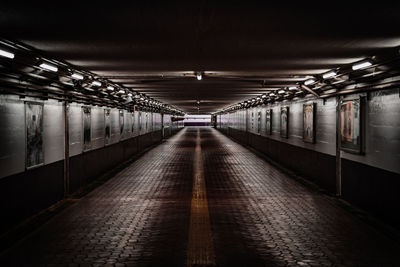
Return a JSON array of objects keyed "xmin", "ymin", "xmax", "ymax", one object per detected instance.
[{"xmin": 262, "ymin": 99, "xmax": 362, "ymax": 153}]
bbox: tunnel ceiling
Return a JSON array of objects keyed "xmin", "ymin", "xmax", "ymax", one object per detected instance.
[{"xmin": 1, "ymin": 2, "xmax": 400, "ymax": 114}]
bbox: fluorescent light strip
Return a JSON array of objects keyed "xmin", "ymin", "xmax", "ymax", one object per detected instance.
[
  {"xmin": 304, "ymin": 79, "xmax": 315, "ymax": 86},
  {"xmin": 71, "ymin": 73, "xmax": 84, "ymax": 80},
  {"xmin": 39, "ymin": 63, "xmax": 58, "ymax": 72},
  {"xmin": 0, "ymin": 49, "xmax": 14, "ymax": 59},
  {"xmin": 322, "ymin": 70, "xmax": 337, "ymax": 79},
  {"xmin": 352, "ymin": 60, "xmax": 373, "ymax": 70},
  {"xmin": 91, "ymin": 81, "xmax": 101, "ymax": 86}
]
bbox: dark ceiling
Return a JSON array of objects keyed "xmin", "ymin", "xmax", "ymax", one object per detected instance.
[{"xmin": 1, "ymin": 2, "xmax": 400, "ymax": 113}]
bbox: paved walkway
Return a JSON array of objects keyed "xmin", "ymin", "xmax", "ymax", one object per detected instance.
[{"xmin": 1, "ymin": 127, "xmax": 399, "ymax": 266}]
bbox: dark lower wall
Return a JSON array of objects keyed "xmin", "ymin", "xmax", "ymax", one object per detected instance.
[
  {"xmin": 0, "ymin": 161, "xmax": 64, "ymax": 233},
  {"xmin": 0, "ymin": 129, "xmax": 171, "ymax": 235},
  {"xmin": 222, "ymin": 127, "xmax": 400, "ymax": 229},
  {"xmin": 342, "ymin": 159, "xmax": 400, "ymax": 227}
]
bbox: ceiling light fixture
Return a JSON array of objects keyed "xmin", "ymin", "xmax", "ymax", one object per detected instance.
[
  {"xmin": 322, "ymin": 70, "xmax": 337, "ymax": 79},
  {"xmin": 352, "ymin": 60, "xmax": 373, "ymax": 70},
  {"xmin": 197, "ymin": 73, "xmax": 202, "ymax": 80},
  {"xmin": 304, "ymin": 79, "xmax": 315, "ymax": 86},
  {"xmin": 107, "ymin": 86, "xmax": 114, "ymax": 91},
  {"xmin": 91, "ymin": 81, "xmax": 101, "ymax": 86},
  {"xmin": 39, "ymin": 63, "xmax": 58, "ymax": 72},
  {"xmin": 0, "ymin": 49, "xmax": 14, "ymax": 59},
  {"xmin": 288, "ymin": 86, "xmax": 297, "ymax": 91},
  {"xmin": 278, "ymin": 90, "xmax": 286, "ymax": 94},
  {"xmin": 71, "ymin": 73, "xmax": 84, "ymax": 80}
]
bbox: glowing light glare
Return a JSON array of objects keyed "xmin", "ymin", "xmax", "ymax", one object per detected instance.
[
  {"xmin": 261, "ymin": 94, "xmax": 267, "ymax": 98},
  {"xmin": 352, "ymin": 60, "xmax": 373, "ymax": 70},
  {"xmin": 39, "ymin": 63, "xmax": 58, "ymax": 72},
  {"xmin": 0, "ymin": 49, "xmax": 15, "ymax": 59},
  {"xmin": 322, "ymin": 70, "xmax": 337, "ymax": 79},
  {"xmin": 304, "ymin": 79, "xmax": 315, "ymax": 86},
  {"xmin": 71, "ymin": 73, "xmax": 84, "ymax": 80},
  {"xmin": 196, "ymin": 73, "xmax": 202, "ymax": 80},
  {"xmin": 128, "ymin": 93, "xmax": 132, "ymax": 97},
  {"xmin": 118, "ymin": 90, "xmax": 125, "ymax": 94},
  {"xmin": 288, "ymin": 86, "xmax": 297, "ymax": 90},
  {"xmin": 140, "ymin": 97, "xmax": 144, "ymax": 101},
  {"xmin": 278, "ymin": 90, "xmax": 286, "ymax": 94},
  {"xmin": 91, "ymin": 81, "xmax": 101, "ymax": 86},
  {"xmin": 269, "ymin": 93, "xmax": 276, "ymax": 97},
  {"xmin": 107, "ymin": 86, "xmax": 114, "ymax": 91}
]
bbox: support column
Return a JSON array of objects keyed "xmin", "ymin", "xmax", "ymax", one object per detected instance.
[
  {"xmin": 63, "ymin": 101, "xmax": 70, "ymax": 197},
  {"xmin": 335, "ymin": 96, "xmax": 342, "ymax": 197}
]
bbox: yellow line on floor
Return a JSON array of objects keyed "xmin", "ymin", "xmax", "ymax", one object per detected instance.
[{"xmin": 187, "ymin": 129, "xmax": 216, "ymax": 266}]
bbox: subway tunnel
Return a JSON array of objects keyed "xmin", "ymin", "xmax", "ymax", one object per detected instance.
[{"xmin": 0, "ymin": 2, "xmax": 400, "ymax": 267}]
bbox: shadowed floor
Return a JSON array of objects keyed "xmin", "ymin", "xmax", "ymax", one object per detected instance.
[{"xmin": 1, "ymin": 127, "xmax": 399, "ymax": 266}]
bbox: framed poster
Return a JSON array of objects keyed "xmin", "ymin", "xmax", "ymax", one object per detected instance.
[
  {"xmin": 251, "ymin": 111, "xmax": 254, "ymax": 132},
  {"xmin": 138, "ymin": 111, "xmax": 142, "ymax": 131},
  {"xmin": 340, "ymin": 98, "xmax": 362, "ymax": 153},
  {"xmin": 266, "ymin": 109, "xmax": 272, "ymax": 135},
  {"xmin": 303, "ymin": 103, "xmax": 316, "ymax": 143},
  {"xmin": 257, "ymin": 111, "xmax": 261, "ymax": 134},
  {"xmin": 119, "ymin": 110, "xmax": 124, "ymax": 134},
  {"xmin": 82, "ymin": 106, "xmax": 91, "ymax": 151},
  {"xmin": 145, "ymin": 112, "xmax": 148, "ymax": 131},
  {"xmin": 280, "ymin": 106, "xmax": 289, "ymax": 138},
  {"xmin": 25, "ymin": 102, "xmax": 44, "ymax": 169},
  {"xmin": 104, "ymin": 109, "xmax": 111, "ymax": 145},
  {"xmin": 131, "ymin": 112, "xmax": 135, "ymax": 133}
]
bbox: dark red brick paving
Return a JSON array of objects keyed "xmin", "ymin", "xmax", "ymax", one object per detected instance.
[{"xmin": 1, "ymin": 127, "xmax": 400, "ymax": 266}]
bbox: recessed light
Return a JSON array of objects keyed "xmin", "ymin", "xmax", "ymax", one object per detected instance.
[
  {"xmin": 304, "ymin": 79, "xmax": 315, "ymax": 86},
  {"xmin": 0, "ymin": 49, "xmax": 14, "ymax": 59},
  {"xmin": 71, "ymin": 73, "xmax": 84, "ymax": 80},
  {"xmin": 91, "ymin": 81, "xmax": 101, "ymax": 86},
  {"xmin": 322, "ymin": 70, "xmax": 337, "ymax": 79},
  {"xmin": 39, "ymin": 63, "xmax": 58, "ymax": 72},
  {"xmin": 352, "ymin": 60, "xmax": 373, "ymax": 70}
]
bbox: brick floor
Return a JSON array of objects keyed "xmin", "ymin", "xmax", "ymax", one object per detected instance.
[{"xmin": 1, "ymin": 127, "xmax": 400, "ymax": 266}]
